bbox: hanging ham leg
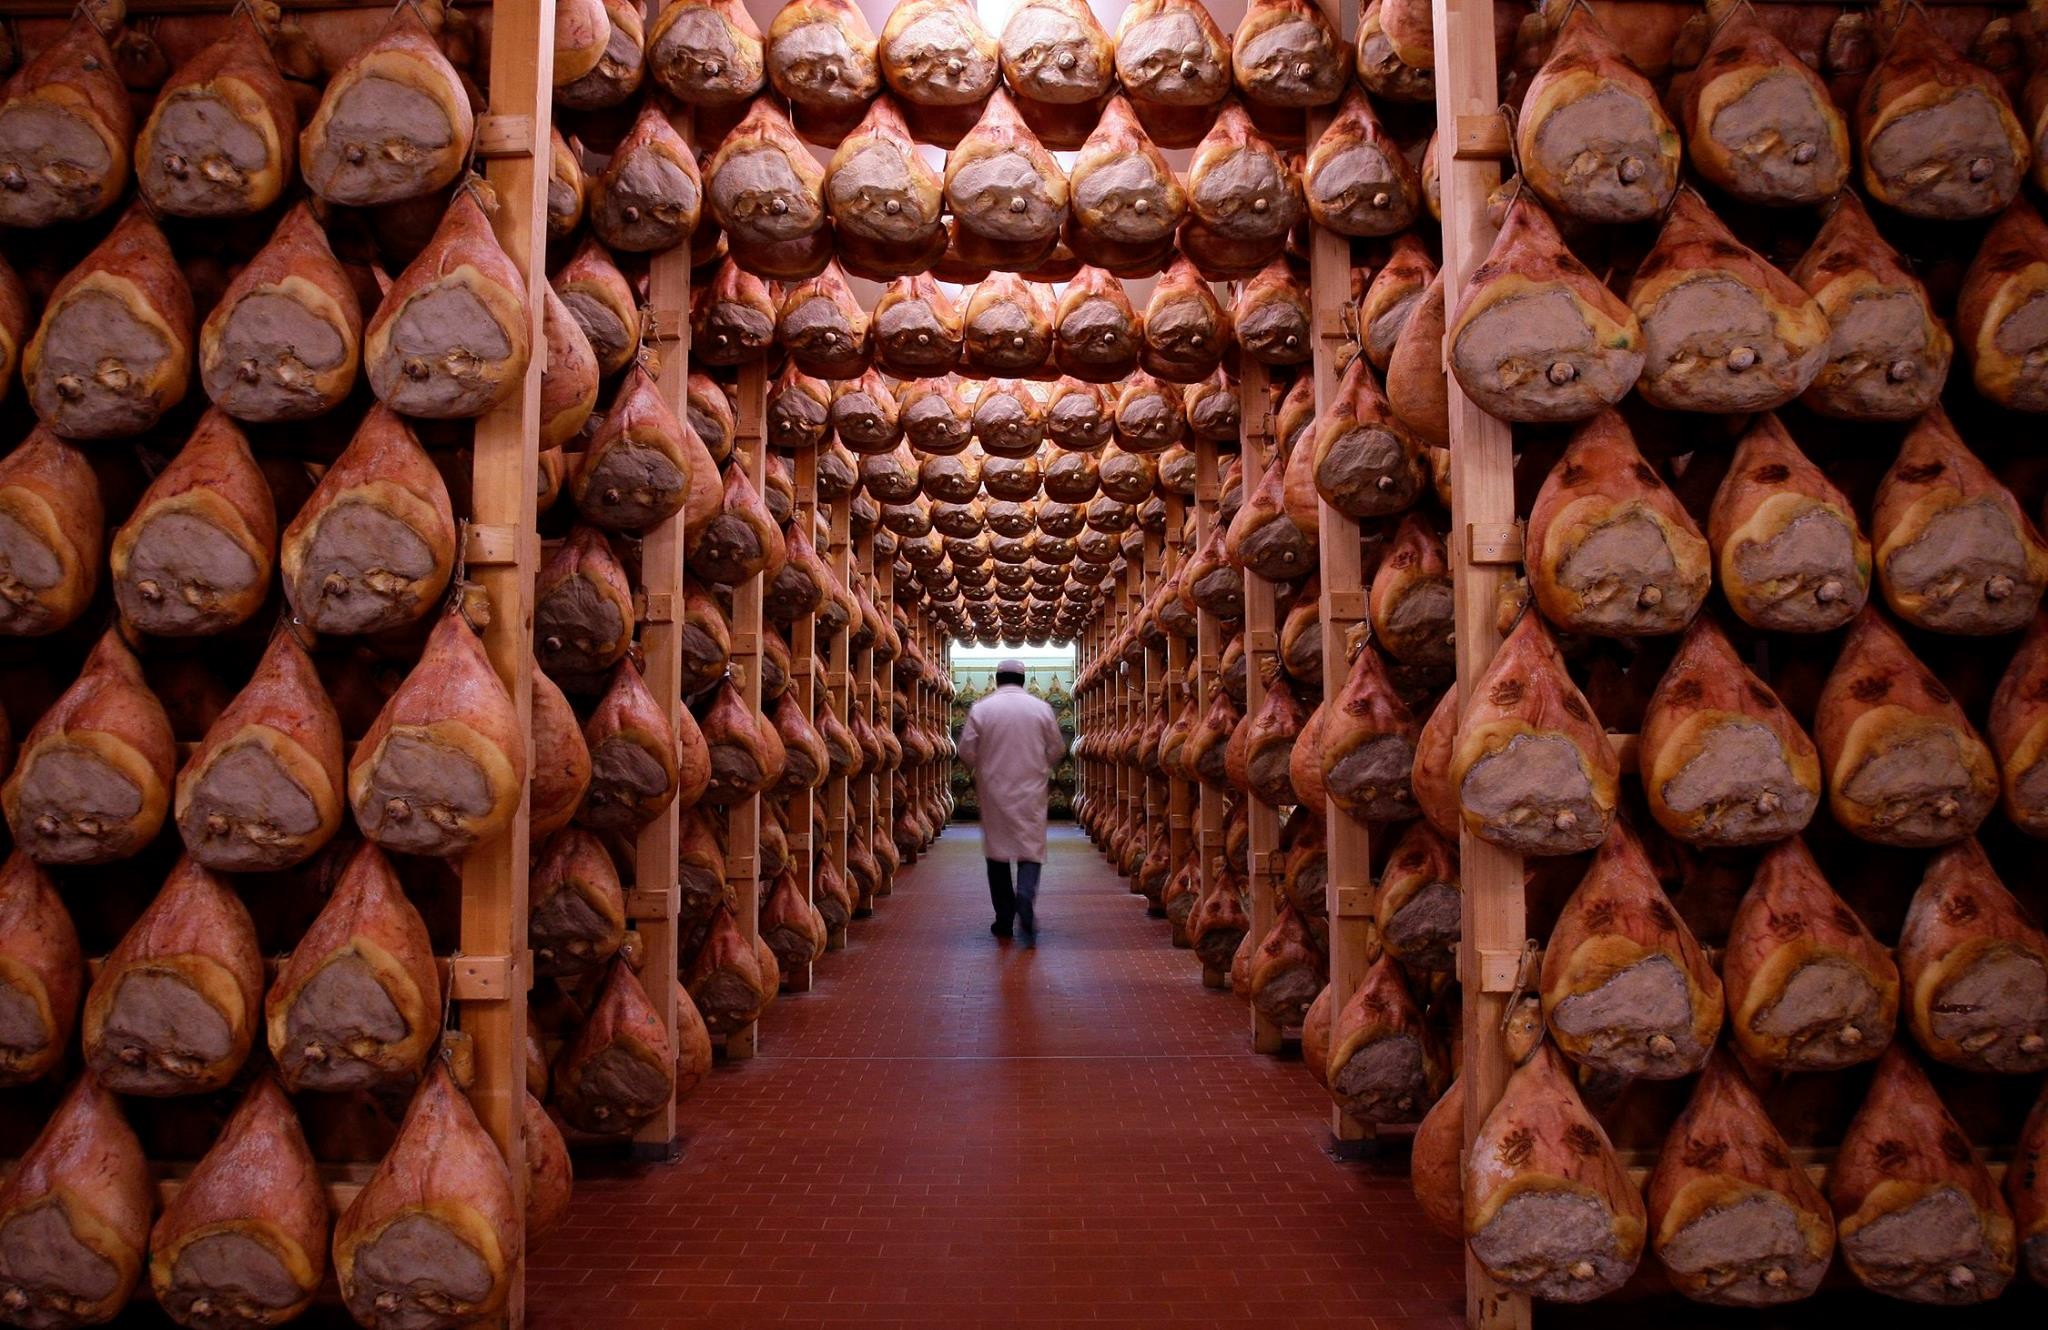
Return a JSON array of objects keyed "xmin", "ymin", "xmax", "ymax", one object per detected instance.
[
  {"xmin": 1515, "ymin": 4, "xmax": 1679, "ymax": 224},
  {"xmin": 0, "ymin": 16, "xmax": 131, "ymax": 228},
  {"xmin": 280, "ymin": 405, "xmax": 455, "ymax": 637},
  {"xmin": 1991, "ymin": 613, "xmax": 2048, "ymax": 835},
  {"xmin": 1897, "ymin": 839, "xmax": 2048, "ymax": 1074},
  {"xmin": 1376, "ymin": 820, "xmax": 1458, "ymax": 973},
  {"xmin": 0, "ymin": 851, "xmax": 80, "ymax": 1088},
  {"xmin": 0, "ymin": 426, "xmax": 102, "ymax": 638},
  {"xmin": 590, "ymin": 100, "xmax": 702, "ymax": 254},
  {"xmin": 333, "ymin": 1061, "xmax": 519, "ymax": 1328},
  {"xmin": 524, "ymin": 1091, "xmax": 574, "ymax": 1254},
  {"xmin": 136, "ymin": 12, "xmax": 298, "ymax": 218},
  {"xmin": 572, "ymin": 365, "xmax": 708, "ymax": 535},
  {"xmin": 265, "ymin": 841, "xmax": 441, "ymax": 1093},
  {"xmin": 147, "ymin": 1074, "xmax": 327, "ymax": 1326},
  {"xmin": 1325, "ymin": 952, "xmax": 1444, "ymax": 1124},
  {"xmin": 1465, "ymin": 1044, "xmax": 1646, "ymax": 1301},
  {"xmin": 552, "ymin": 957, "xmax": 676, "ymax": 1134},
  {"xmin": 176, "ymin": 629, "xmax": 343, "ymax": 873},
  {"xmin": 363, "ymin": 186, "xmax": 531, "ymax": 419},
  {"xmin": 347, "ymin": 611, "xmax": 527, "ymax": 858},
  {"xmin": 1724, "ymin": 837, "xmax": 1897, "ymax": 1071},
  {"xmin": 83, "ymin": 855, "xmax": 263, "ymax": 1096},
  {"xmin": 1816, "ymin": 610, "xmax": 1998, "ymax": 847},
  {"xmin": 536, "ymin": 526, "xmax": 635, "ymax": 683},
  {"xmin": 299, "ymin": 5, "xmax": 474, "ymax": 207},
  {"xmin": 1318, "ymin": 639, "xmax": 1418, "ymax": 822},
  {"xmin": 1647, "ymin": 1050, "xmax": 1834, "ymax": 1305},
  {"xmin": 578, "ymin": 662, "xmax": 684, "ymax": 831},
  {"xmin": 111, "ymin": 408, "xmax": 275, "ymax": 638},
  {"xmin": 1790, "ymin": 192, "xmax": 1951, "ymax": 420},
  {"xmin": 531, "ymin": 828, "xmax": 625, "ymax": 978},
  {"xmin": 1830, "ymin": 1045, "xmax": 2015, "ymax": 1304},
  {"xmin": 0, "ymin": 1074, "xmax": 150, "ymax": 1325},
  {"xmin": 1679, "ymin": 3, "xmax": 1848, "ymax": 207},
  {"xmin": 1955, "ymin": 199, "xmax": 2048, "ymax": 413},
  {"xmin": 199, "ymin": 202, "xmax": 363, "ymax": 422},
  {"xmin": 2013, "ymin": 1081, "xmax": 2048, "ymax": 1284},
  {"xmin": 1541, "ymin": 819, "xmax": 1722, "ymax": 1079},
  {"xmin": 25, "ymin": 204, "xmax": 193, "ymax": 440},
  {"xmin": 1411, "ymin": 1078, "xmax": 1463, "ymax": 1238},
  {"xmin": 3, "ymin": 630, "xmax": 175, "ymax": 865},
  {"xmin": 1707, "ymin": 414, "xmax": 1871, "ymax": 633},
  {"xmin": 1855, "ymin": 6, "xmax": 2027, "ymax": 221}
]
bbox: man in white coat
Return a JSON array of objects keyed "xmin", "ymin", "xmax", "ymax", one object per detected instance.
[{"xmin": 957, "ymin": 660, "xmax": 1067, "ymax": 943}]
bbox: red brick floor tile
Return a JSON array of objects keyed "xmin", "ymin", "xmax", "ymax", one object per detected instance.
[{"xmin": 528, "ymin": 826, "xmax": 1465, "ymax": 1329}]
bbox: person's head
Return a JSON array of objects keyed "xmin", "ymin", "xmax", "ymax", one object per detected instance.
[{"xmin": 995, "ymin": 659, "xmax": 1026, "ymax": 687}]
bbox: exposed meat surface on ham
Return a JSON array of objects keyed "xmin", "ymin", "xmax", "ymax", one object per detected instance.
[
  {"xmin": 299, "ymin": 6, "xmax": 472, "ymax": 207},
  {"xmin": 0, "ymin": 17, "xmax": 131, "ymax": 229},
  {"xmin": 137, "ymin": 13, "xmax": 297, "ymax": 219},
  {"xmin": 553, "ymin": 958, "xmax": 676, "ymax": 1134}
]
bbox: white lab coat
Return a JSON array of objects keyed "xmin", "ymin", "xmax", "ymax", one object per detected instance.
[{"xmin": 957, "ymin": 684, "xmax": 1067, "ymax": 862}]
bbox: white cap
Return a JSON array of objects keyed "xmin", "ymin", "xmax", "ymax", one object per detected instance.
[{"xmin": 997, "ymin": 659, "xmax": 1027, "ymax": 674}]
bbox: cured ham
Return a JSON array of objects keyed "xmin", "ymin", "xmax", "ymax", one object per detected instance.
[
  {"xmin": 25, "ymin": 204, "xmax": 193, "ymax": 440},
  {"xmin": 999, "ymin": 0, "xmax": 1114, "ymax": 108},
  {"xmin": 1830, "ymin": 1046, "xmax": 2015, "ymax": 1303},
  {"xmin": 649, "ymin": 0, "xmax": 767, "ymax": 106},
  {"xmin": 880, "ymin": 0, "xmax": 998, "ymax": 108},
  {"xmin": 825, "ymin": 95, "xmax": 946, "ymax": 247},
  {"xmin": 1465, "ymin": 1044, "xmax": 1646, "ymax": 1300},
  {"xmin": 111, "ymin": 409, "xmax": 274, "ymax": 638},
  {"xmin": 0, "ymin": 426, "xmax": 102, "ymax": 637},
  {"xmin": 574, "ymin": 366, "xmax": 710, "ymax": 535},
  {"xmin": 0, "ymin": 15, "xmax": 131, "ymax": 227},
  {"xmin": 1638, "ymin": 617, "xmax": 1820, "ymax": 846},
  {"xmin": 945, "ymin": 88, "xmax": 1069, "ymax": 246},
  {"xmin": 1185, "ymin": 100, "xmax": 1300, "ymax": 245},
  {"xmin": 557, "ymin": 238, "xmax": 643, "ymax": 375},
  {"xmin": 136, "ymin": 13, "xmax": 297, "ymax": 218},
  {"xmin": 558, "ymin": 0, "xmax": 646, "ymax": 109},
  {"xmin": 1526, "ymin": 411, "xmax": 1710, "ymax": 637},
  {"xmin": 590, "ymin": 101, "xmax": 702, "ymax": 254},
  {"xmin": 1540, "ymin": 819, "xmax": 1722, "ymax": 1078},
  {"xmin": 348, "ymin": 611, "xmax": 527, "ymax": 858},
  {"xmin": 84, "ymin": 855, "xmax": 263, "ymax": 1096},
  {"xmin": 690, "ymin": 461, "xmax": 787, "ymax": 587},
  {"xmin": 553, "ymin": 958, "xmax": 677, "ymax": 1134},
  {"xmin": 686, "ymin": 905, "xmax": 774, "ymax": 1035},
  {"xmin": 1068, "ymin": 95, "xmax": 1186, "ymax": 248},
  {"xmin": 1447, "ymin": 197, "xmax": 1642, "ymax": 423},
  {"xmin": 4, "ymin": 630, "xmax": 175, "ymax": 865},
  {"xmin": 1410, "ymin": 1079, "xmax": 1463, "ymax": 1238},
  {"xmin": 1303, "ymin": 87, "xmax": 1418, "ymax": 238},
  {"xmin": 1318, "ymin": 640, "xmax": 1417, "ymax": 822},
  {"xmin": 0, "ymin": 851, "xmax": 80, "ymax": 1088},
  {"xmin": 1955, "ymin": 200, "xmax": 2048, "ymax": 413},
  {"xmin": 148, "ymin": 1074, "xmax": 328, "ymax": 1326},
  {"xmin": 1451, "ymin": 613, "xmax": 1618, "ymax": 855},
  {"xmin": 1311, "ymin": 356, "xmax": 1426, "ymax": 519},
  {"xmin": 1991, "ymin": 613, "xmax": 2048, "ymax": 835},
  {"xmin": 1724, "ymin": 837, "xmax": 1897, "ymax": 1071},
  {"xmin": 1647, "ymin": 1051, "xmax": 1834, "ymax": 1305},
  {"xmin": 1325, "ymin": 953, "xmax": 1444, "ymax": 1124},
  {"xmin": 280, "ymin": 405, "xmax": 455, "ymax": 637},
  {"xmin": 1815, "ymin": 610, "xmax": 1998, "ymax": 847},
  {"xmin": 200, "ymin": 202, "xmax": 363, "ymax": 422},
  {"xmin": 1896, "ymin": 839, "xmax": 2048, "ymax": 1074},
  {"xmin": 1856, "ymin": 6, "xmax": 2028, "ymax": 220},
  {"xmin": 266, "ymin": 841, "xmax": 440, "ymax": 1093},
  {"xmin": 362, "ymin": 186, "xmax": 531, "ymax": 419},
  {"xmin": 1375, "ymin": 820, "xmax": 1459, "ymax": 973},
  {"xmin": 578, "ymin": 663, "xmax": 686, "ymax": 831},
  {"xmin": 705, "ymin": 97, "xmax": 827, "ymax": 248},
  {"xmin": 1790, "ymin": 192, "xmax": 1950, "ymax": 420},
  {"xmin": 1384, "ymin": 274, "xmax": 1449, "ymax": 446},
  {"xmin": 1680, "ymin": 3, "xmax": 1849, "ymax": 206},
  {"xmin": 333, "ymin": 1062, "xmax": 520, "ymax": 1328},
  {"xmin": 1627, "ymin": 189, "xmax": 1830, "ymax": 413},
  {"xmin": 1707, "ymin": 414, "xmax": 1871, "ymax": 633},
  {"xmin": 300, "ymin": 6, "xmax": 474, "ymax": 206},
  {"xmin": 1516, "ymin": 4, "xmax": 1679, "ymax": 223},
  {"xmin": 1232, "ymin": 0, "xmax": 1349, "ymax": 108},
  {"xmin": 536, "ymin": 525, "xmax": 635, "ymax": 682},
  {"xmin": 0, "ymin": 1075, "xmax": 150, "ymax": 1325},
  {"xmin": 766, "ymin": 0, "xmax": 880, "ymax": 116}
]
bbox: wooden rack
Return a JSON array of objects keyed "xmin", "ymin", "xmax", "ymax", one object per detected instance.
[{"xmin": 723, "ymin": 359, "xmax": 771, "ymax": 1060}]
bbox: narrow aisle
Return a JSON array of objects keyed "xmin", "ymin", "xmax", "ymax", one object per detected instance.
[{"xmin": 530, "ymin": 825, "xmax": 1463, "ymax": 1330}]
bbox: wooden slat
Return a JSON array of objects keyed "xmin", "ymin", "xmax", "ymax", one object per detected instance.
[
  {"xmin": 852, "ymin": 525, "xmax": 878, "ymax": 916},
  {"xmin": 724, "ymin": 359, "xmax": 769, "ymax": 1061},
  {"xmin": 825, "ymin": 493, "xmax": 855, "ymax": 950},
  {"xmin": 1237, "ymin": 357, "xmax": 1284, "ymax": 1054},
  {"xmin": 1433, "ymin": 0, "xmax": 1532, "ymax": 1323},
  {"xmin": 1163, "ymin": 494, "xmax": 1193, "ymax": 905},
  {"xmin": 1191, "ymin": 435, "xmax": 1227, "ymax": 989},
  {"xmin": 630, "ymin": 90, "xmax": 693, "ymax": 1158},
  {"xmin": 462, "ymin": 3, "xmax": 552, "ymax": 1321},
  {"xmin": 785, "ymin": 445, "xmax": 820, "ymax": 991},
  {"xmin": 875, "ymin": 548, "xmax": 897, "ymax": 896}
]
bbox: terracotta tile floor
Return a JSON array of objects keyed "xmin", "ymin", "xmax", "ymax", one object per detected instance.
[{"xmin": 529, "ymin": 824, "xmax": 1466, "ymax": 1330}]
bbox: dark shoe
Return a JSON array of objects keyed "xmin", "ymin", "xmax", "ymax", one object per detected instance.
[
  {"xmin": 1017, "ymin": 900, "xmax": 1036, "ymax": 937},
  {"xmin": 991, "ymin": 921, "xmax": 1013, "ymax": 940}
]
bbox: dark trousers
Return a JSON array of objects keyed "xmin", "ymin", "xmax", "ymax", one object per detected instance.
[{"xmin": 987, "ymin": 858, "xmax": 1042, "ymax": 934}]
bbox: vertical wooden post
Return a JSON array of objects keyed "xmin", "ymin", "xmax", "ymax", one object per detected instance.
[
  {"xmin": 631, "ymin": 98, "xmax": 692, "ymax": 1158},
  {"xmin": 1237, "ymin": 358, "xmax": 1284, "ymax": 1052},
  {"xmin": 1192, "ymin": 436, "xmax": 1225, "ymax": 986},
  {"xmin": 825, "ymin": 492, "xmax": 853, "ymax": 949},
  {"xmin": 1163, "ymin": 493, "xmax": 1192, "ymax": 904},
  {"xmin": 724, "ymin": 358, "xmax": 769, "ymax": 1060},
  {"xmin": 853, "ymin": 526, "xmax": 877, "ymax": 915},
  {"xmin": 466, "ymin": 3, "xmax": 551, "ymax": 1316},
  {"xmin": 784, "ymin": 445, "xmax": 819, "ymax": 992},
  {"xmin": 1433, "ymin": 0, "xmax": 1530, "ymax": 1325},
  {"xmin": 1310, "ymin": 0, "xmax": 1373, "ymax": 1142},
  {"xmin": 1142, "ymin": 528, "xmax": 1167, "ymax": 906},
  {"xmin": 875, "ymin": 553, "xmax": 897, "ymax": 894}
]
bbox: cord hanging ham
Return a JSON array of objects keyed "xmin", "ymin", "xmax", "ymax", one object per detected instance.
[
  {"xmin": 1326, "ymin": 952, "xmax": 1445, "ymax": 1124},
  {"xmin": 945, "ymin": 88, "xmax": 1069, "ymax": 247},
  {"xmin": 590, "ymin": 101, "xmax": 701, "ymax": 254},
  {"xmin": 649, "ymin": 0, "xmax": 766, "ymax": 107},
  {"xmin": 136, "ymin": 12, "xmax": 297, "ymax": 219},
  {"xmin": 348, "ymin": 610, "xmax": 526, "ymax": 858},
  {"xmin": 578, "ymin": 661, "xmax": 686, "ymax": 832},
  {"xmin": 536, "ymin": 525, "xmax": 635, "ymax": 684}
]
